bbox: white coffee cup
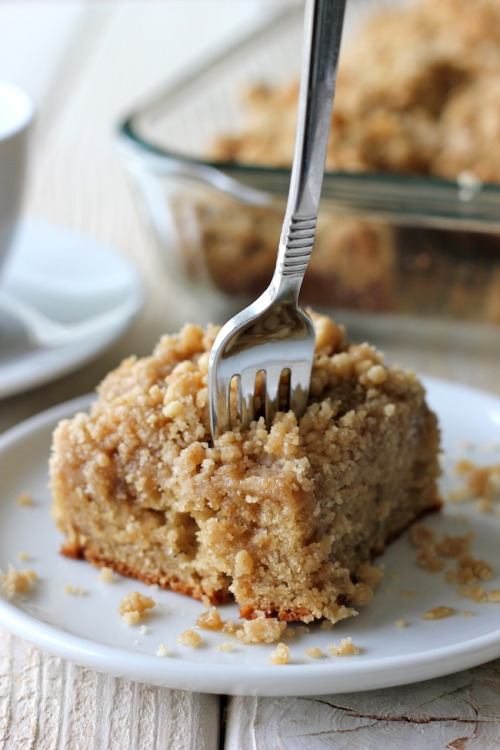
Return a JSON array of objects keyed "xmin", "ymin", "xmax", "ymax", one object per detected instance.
[{"xmin": 0, "ymin": 81, "xmax": 34, "ymax": 274}]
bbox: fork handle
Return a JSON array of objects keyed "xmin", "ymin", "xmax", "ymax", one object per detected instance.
[{"xmin": 274, "ymin": 0, "xmax": 346, "ymax": 290}]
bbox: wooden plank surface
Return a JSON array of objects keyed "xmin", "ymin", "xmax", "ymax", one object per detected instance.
[
  {"xmin": 0, "ymin": 631, "xmax": 220, "ymax": 750},
  {"xmin": 226, "ymin": 659, "xmax": 500, "ymax": 749}
]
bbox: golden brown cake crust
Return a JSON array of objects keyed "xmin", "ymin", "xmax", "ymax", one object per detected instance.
[
  {"xmin": 61, "ymin": 543, "xmax": 231, "ymax": 604},
  {"xmin": 50, "ymin": 312, "xmax": 441, "ymax": 624}
]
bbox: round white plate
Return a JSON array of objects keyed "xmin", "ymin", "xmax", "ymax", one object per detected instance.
[
  {"xmin": 0, "ymin": 377, "xmax": 499, "ymax": 696},
  {"xmin": 0, "ymin": 220, "xmax": 143, "ymax": 397}
]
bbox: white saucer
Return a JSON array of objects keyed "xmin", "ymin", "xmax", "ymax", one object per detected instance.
[
  {"xmin": 0, "ymin": 220, "xmax": 143, "ymax": 398},
  {"xmin": 0, "ymin": 378, "xmax": 499, "ymax": 696}
]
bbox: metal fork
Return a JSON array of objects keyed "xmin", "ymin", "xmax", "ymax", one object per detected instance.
[{"xmin": 208, "ymin": 0, "xmax": 347, "ymax": 440}]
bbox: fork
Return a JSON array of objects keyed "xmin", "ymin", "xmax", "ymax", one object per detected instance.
[{"xmin": 208, "ymin": 0, "xmax": 347, "ymax": 440}]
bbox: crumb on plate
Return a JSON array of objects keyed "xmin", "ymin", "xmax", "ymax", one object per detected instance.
[
  {"xmin": 63, "ymin": 584, "xmax": 86, "ymax": 596},
  {"xmin": 268, "ymin": 642, "xmax": 289, "ymax": 665},
  {"xmin": 177, "ymin": 629, "xmax": 202, "ymax": 647},
  {"xmin": 98, "ymin": 566, "xmax": 116, "ymax": 583},
  {"xmin": 217, "ymin": 642, "xmax": 234, "ymax": 652},
  {"xmin": 196, "ymin": 607, "xmax": 223, "ymax": 631},
  {"xmin": 0, "ymin": 565, "xmax": 37, "ymax": 599},
  {"xmin": 327, "ymin": 637, "xmax": 360, "ymax": 656},
  {"xmin": 119, "ymin": 591, "xmax": 156, "ymax": 625},
  {"xmin": 16, "ymin": 492, "xmax": 33, "ymax": 507},
  {"xmin": 236, "ymin": 616, "xmax": 286, "ymax": 645},
  {"xmin": 422, "ymin": 605, "xmax": 455, "ymax": 620}
]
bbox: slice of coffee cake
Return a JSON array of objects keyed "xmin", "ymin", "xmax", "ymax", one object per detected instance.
[{"xmin": 50, "ymin": 313, "xmax": 440, "ymax": 624}]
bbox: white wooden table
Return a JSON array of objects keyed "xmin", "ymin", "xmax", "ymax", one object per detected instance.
[{"xmin": 0, "ymin": 3, "xmax": 499, "ymax": 747}]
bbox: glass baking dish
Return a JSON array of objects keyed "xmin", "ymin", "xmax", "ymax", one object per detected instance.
[{"xmin": 117, "ymin": 1, "xmax": 500, "ymax": 343}]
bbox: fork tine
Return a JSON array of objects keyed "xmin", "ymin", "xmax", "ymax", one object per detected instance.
[
  {"xmin": 210, "ymin": 370, "xmax": 232, "ymax": 439},
  {"xmin": 264, "ymin": 365, "xmax": 284, "ymax": 427},
  {"xmin": 240, "ymin": 369, "xmax": 257, "ymax": 428},
  {"xmin": 289, "ymin": 361, "xmax": 312, "ymax": 420}
]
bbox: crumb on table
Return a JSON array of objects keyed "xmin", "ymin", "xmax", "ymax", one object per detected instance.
[
  {"xmin": 0, "ymin": 565, "xmax": 37, "ymax": 599},
  {"xmin": 156, "ymin": 644, "xmax": 169, "ymax": 657},
  {"xmin": 268, "ymin": 643, "xmax": 289, "ymax": 665},
  {"xmin": 394, "ymin": 619, "xmax": 408, "ymax": 628},
  {"xmin": 305, "ymin": 647, "xmax": 323, "ymax": 658},
  {"xmin": 16, "ymin": 551, "xmax": 32, "ymax": 561},
  {"xmin": 119, "ymin": 591, "xmax": 156, "ymax": 625},
  {"xmin": 327, "ymin": 637, "xmax": 360, "ymax": 656}
]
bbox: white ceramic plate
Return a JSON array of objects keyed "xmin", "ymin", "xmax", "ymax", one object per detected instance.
[
  {"xmin": 0, "ymin": 220, "xmax": 143, "ymax": 397},
  {"xmin": 0, "ymin": 377, "xmax": 499, "ymax": 696}
]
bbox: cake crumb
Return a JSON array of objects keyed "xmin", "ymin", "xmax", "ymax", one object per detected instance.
[
  {"xmin": 234, "ymin": 549, "xmax": 254, "ymax": 577},
  {"xmin": 196, "ymin": 607, "xmax": 223, "ymax": 631},
  {"xmin": 98, "ymin": 566, "xmax": 116, "ymax": 583},
  {"xmin": 297, "ymin": 625, "xmax": 310, "ymax": 635},
  {"xmin": 236, "ymin": 617, "xmax": 286, "ymax": 645},
  {"xmin": 217, "ymin": 641, "xmax": 234, "ymax": 652},
  {"xmin": 446, "ymin": 553, "xmax": 492, "ymax": 585},
  {"xmin": 459, "ymin": 585, "xmax": 486, "ymax": 602},
  {"xmin": 221, "ymin": 619, "xmax": 238, "ymax": 635},
  {"xmin": 16, "ymin": 551, "xmax": 31, "ymax": 561},
  {"xmin": 475, "ymin": 498, "xmax": 493, "ymax": 513},
  {"xmin": 422, "ymin": 606, "xmax": 455, "ymax": 620},
  {"xmin": 415, "ymin": 546, "xmax": 445, "ymax": 573},
  {"xmin": 156, "ymin": 644, "xmax": 169, "ymax": 656},
  {"xmin": 320, "ymin": 620, "xmax": 333, "ymax": 631},
  {"xmin": 119, "ymin": 591, "xmax": 156, "ymax": 625},
  {"xmin": 140, "ymin": 625, "xmax": 148, "ymax": 635},
  {"xmin": 394, "ymin": 619, "xmax": 408, "ymax": 628},
  {"xmin": 305, "ymin": 647, "xmax": 323, "ymax": 658},
  {"xmin": 487, "ymin": 590, "xmax": 500, "ymax": 603},
  {"xmin": 16, "ymin": 492, "xmax": 33, "ymax": 507},
  {"xmin": 356, "ymin": 562, "xmax": 383, "ymax": 589},
  {"xmin": 462, "ymin": 610, "xmax": 475, "ymax": 616},
  {"xmin": 283, "ymin": 627, "xmax": 296, "ymax": 639},
  {"xmin": 177, "ymin": 629, "xmax": 202, "ymax": 647},
  {"xmin": 268, "ymin": 642, "xmax": 290, "ymax": 665},
  {"xmin": 63, "ymin": 584, "xmax": 86, "ymax": 596},
  {"xmin": 400, "ymin": 589, "xmax": 416, "ymax": 598},
  {"xmin": 0, "ymin": 565, "xmax": 37, "ymax": 599},
  {"xmin": 327, "ymin": 637, "xmax": 360, "ymax": 656}
]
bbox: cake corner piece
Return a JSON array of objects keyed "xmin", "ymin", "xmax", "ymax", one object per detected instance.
[{"xmin": 49, "ymin": 312, "xmax": 441, "ymax": 625}]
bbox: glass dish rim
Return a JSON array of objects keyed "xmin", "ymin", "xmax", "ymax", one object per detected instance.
[{"xmin": 117, "ymin": 2, "xmax": 500, "ymax": 230}]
